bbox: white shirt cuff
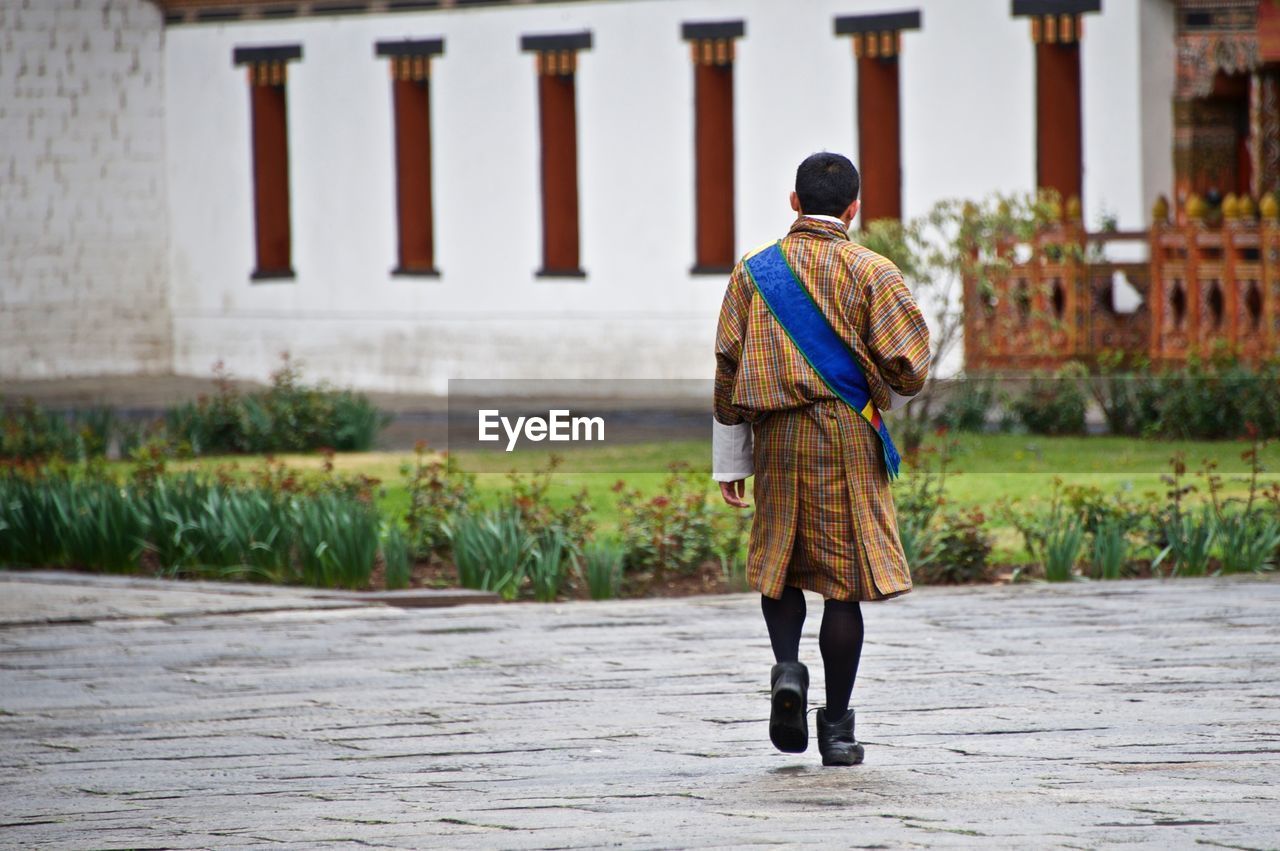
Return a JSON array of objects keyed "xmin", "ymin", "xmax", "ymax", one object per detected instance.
[
  {"xmin": 887, "ymin": 388, "xmax": 918, "ymax": 411},
  {"xmin": 711, "ymin": 418, "xmax": 754, "ymax": 482}
]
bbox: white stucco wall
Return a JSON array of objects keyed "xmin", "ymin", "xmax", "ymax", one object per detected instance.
[
  {"xmin": 1139, "ymin": 0, "xmax": 1176, "ymax": 215},
  {"xmin": 0, "ymin": 0, "xmax": 172, "ymax": 380},
  {"xmin": 162, "ymin": 0, "xmax": 1155, "ymax": 393}
]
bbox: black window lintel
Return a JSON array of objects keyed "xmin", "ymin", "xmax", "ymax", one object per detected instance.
[
  {"xmin": 520, "ymin": 31, "xmax": 592, "ymax": 53},
  {"xmin": 834, "ymin": 11, "xmax": 922, "ymax": 35},
  {"xmin": 681, "ymin": 20, "xmax": 745, "ymax": 41},
  {"xmin": 375, "ymin": 38, "xmax": 445, "ymax": 58},
  {"xmin": 233, "ymin": 44, "xmax": 303, "ymax": 66},
  {"xmin": 1011, "ymin": 0, "xmax": 1102, "ymax": 17}
]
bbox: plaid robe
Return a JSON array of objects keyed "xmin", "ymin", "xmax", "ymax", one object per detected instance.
[{"xmin": 714, "ymin": 217, "xmax": 931, "ymax": 602}]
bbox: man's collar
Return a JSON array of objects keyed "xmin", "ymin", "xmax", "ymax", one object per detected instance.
[
  {"xmin": 803, "ymin": 214, "xmax": 848, "ymax": 228},
  {"xmin": 790, "ymin": 215, "xmax": 850, "ymax": 240}
]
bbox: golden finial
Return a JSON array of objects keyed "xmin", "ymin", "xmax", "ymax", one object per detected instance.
[
  {"xmin": 1152, "ymin": 194, "xmax": 1169, "ymax": 224},
  {"xmin": 1261, "ymin": 193, "xmax": 1280, "ymax": 221},
  {"xmin": 1186, "ymin": 193, "xmax": 1207, "ymax": 222},
  {"xmin": 1222, "ymin": 192, "xmax": 1239, "ymax": 221},
  {"xmin": 1238, "ymin": 194, "xmax": 1257, "ymax": 220}
]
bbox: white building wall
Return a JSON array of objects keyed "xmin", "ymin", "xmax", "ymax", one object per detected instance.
[
  {"xmin": 1139, "ymin": 0, "xmax": 1177, "ymax": 215},
  {"xmin": 163, "ymin": 0, "xmax": 1155, "ymax": 393},
  {"xmin": 0, "ymin": 0, "xmax": 172, "ymax": 380},
  {"xmin": 1083, "ymin": 0, "xmax": 1145, "ymax": 231}
]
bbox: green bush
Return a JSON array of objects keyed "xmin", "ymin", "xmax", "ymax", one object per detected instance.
[
  {"xmin": 0, "ymin": 402, "xmax": 116, "ymax": 461},
  {"xmin": 615, "ymin": 465, "xmax": 720, "ymax": 574},
  {"xmin": 1010, "ymin": 363, "xmax": 1089, "ymax": 436},
  {"xmin": 402, "ymin": 445, "xmax": 475, "ymax": 558},
  {"xmin": 165, "ymin": 358, "xmax": 390, "ymax": 455},
  {"xmin": 937, "ymin": 378, "xmax": 996, "ymax": 433},
  {"xmin": 912, "ymin": 509, "xmax": 993, "ymax": 584},
  {"xmin": 1148, "ymin": 357, "xmax": 1280, "ymax": 440}
]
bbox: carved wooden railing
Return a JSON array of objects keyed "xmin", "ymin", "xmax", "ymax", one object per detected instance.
[
  {"xmin": 964, "ymin": 194, "xmax": 1280, "ymax": 372},
  {"xmin": 1149, "ymin": 193, "xmax": 1280, "ymax": 365}
]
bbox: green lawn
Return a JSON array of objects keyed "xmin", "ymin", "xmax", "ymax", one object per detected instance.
[{"xmin": 171, "ymin": 433, "xmax": 1279, "ymax": 534}]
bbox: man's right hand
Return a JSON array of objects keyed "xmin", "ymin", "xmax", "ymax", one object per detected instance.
[{"xmin": 719, "ymin": 479, "xmax": 749, "ymax": 509}]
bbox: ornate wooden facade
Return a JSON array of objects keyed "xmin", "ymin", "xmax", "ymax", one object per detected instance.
[{"xmin": 966, "ymin": 0, "xmax": 1280, "ymax": 372}]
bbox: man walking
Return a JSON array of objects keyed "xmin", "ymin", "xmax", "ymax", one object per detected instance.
[{"xmin": 712, "ymin": 152, "xmax": 931, "ymax": 766}]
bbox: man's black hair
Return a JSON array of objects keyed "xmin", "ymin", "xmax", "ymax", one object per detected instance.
[{"xmin": 795, "ymin": 152, "xmax": 860, "ymax": 217}]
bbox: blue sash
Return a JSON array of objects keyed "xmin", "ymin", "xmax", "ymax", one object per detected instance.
[{"xmin": 744, "ymin": 241, "xmax": 902, "ymax": 480}]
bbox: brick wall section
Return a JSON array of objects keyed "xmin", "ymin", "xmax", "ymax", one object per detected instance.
[{"xmin": 0, "ymin": 0, "xmax": 172, "ymax": 379}]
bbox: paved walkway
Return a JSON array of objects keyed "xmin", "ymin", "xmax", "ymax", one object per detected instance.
[{"xmin": 1, "ymin": 573, "xmax": 1278, "ymax": 849}]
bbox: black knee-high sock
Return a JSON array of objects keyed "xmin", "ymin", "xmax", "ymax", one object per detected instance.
[
  {"xmin": 819, "ymin": 598, "xmax": 864, "ymax": 717},
  {"xmin": 760, "ymin": 586, "xmax": 806, "ymax": 664}
]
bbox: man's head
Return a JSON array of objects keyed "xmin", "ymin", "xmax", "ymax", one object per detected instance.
[{"xmin": 790, "ymin": 152, "xmax": 861, "ymax": 225}]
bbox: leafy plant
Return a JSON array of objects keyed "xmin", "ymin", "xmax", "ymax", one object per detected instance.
[
  {"xmin": 446, "ymin": 509, "xmax": 531, "ymax": 600},
  {"xmin": 576, "ymin": 537, "xmax": 626, "ymax": 601},
  {"xmin": 380, "ymin": 523, "xmax": 412, "ymax": 591},
  {"xmin": 936, "ymin": 378, "xmax": 996, "ymax": 433},
  {"xmin": 1154, "ymin": 508, "xmax": 1216, "ymax": 577},
  {"xmin": 506, "ymin": 455, "xmax": 594, "ymax": 548},
  {"xmin": 616, "ymin": 464, "xmax": 718, "ymax": 575},
  {"xmin": 912, "ymin": 509, "xmax": 993, "ymax": 584},
  {"xmin": 895, "ymin": 434, "xmax": 956, "ymax": 571},
  {"xmin": 1214, "ymin": 512, "xmax": 1280, "ymax": 575},
  {"xmin": 1088, "ymin": 517, "xmax": 1130, "ymax": 580},
  {"xmin": 164, "ymin": 356, "xmax": 390, "ymax": 455},
  {"xmin": 402, "ymin": 443, "xmax": 475, "ymax": 558},
  {"xmin": 1041, "ymin": 512, "xmax": 1086, "ymax": 582},
  {"xmin": 294, "ymin": 492, "xmax": 382, "ymax": 589},
  {"xmin": 526, "ymin": 526, "xmax": 571, "ymax": 603},
  {"xmin": 1010, "ymin": 363, "xmax": 1089, "ymax": 436}
]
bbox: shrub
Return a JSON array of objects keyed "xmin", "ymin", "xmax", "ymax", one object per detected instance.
[
  {"xmin": 504, "ymin": 455, "xmax": 594, "ymax": 548},
  {"xmin": 1010, "ymin": 363, "xmax": 1089, "ymax": 435},
  {"xmin": 1150, "ymin": 357, "xmax": 1280, "ymax": 440},
  {"xmin": 402, "ymin": 444, "xmax": 475, "ymax": 558},
  {"xmin": 936, "ymin": 378, "xmax": 996, "ymax": 433},
  {"xmin": 894, "ymin": 434, "xmax": 954, "ymax": 572},
  {"xmin": 912, "ymin": 509, "xmax": 992, "ymax": 584},
  {"xmin": 0, "ymin": 401, "xmax": 115, "ymax": 462},
  {"xmin": 165, "ymin": 357, "xmax": 390, "ymax": 455},
  {"xmin": 616, "ymin": 464, "xmax": 719, "ymax": 575},
  {"xmin": 1087, "ymin": 352, "xmax": 1163, "ymax": 437}
]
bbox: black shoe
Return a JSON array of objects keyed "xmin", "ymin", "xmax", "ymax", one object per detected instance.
[
  {"xmin": 817, "ymin": 707, "xmax": 865, "ymax": 766},
  {"xmin": 769, "ymin": 662, "xmax": 809, "ymax": 753}
]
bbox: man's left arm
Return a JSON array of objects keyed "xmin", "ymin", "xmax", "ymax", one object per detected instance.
[{"xmin": 865, "ymin": 266, "xmax": 932, "ymax": 399}]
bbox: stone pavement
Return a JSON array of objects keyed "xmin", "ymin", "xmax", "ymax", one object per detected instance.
[{"xmin": 1, "ymin": 573, "xmax": 1278, "ymax": 849}]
